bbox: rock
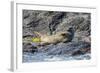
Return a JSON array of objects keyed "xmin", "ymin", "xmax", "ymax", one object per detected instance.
[
  {"xmin": 36, "ymin": 41, "xmax": 90, "ymax": 56},
  {"xmin": 72, "ymin": 48, "xmax": 90, "ymax": 56},
  {"xmin": 23, "ymin": 10, "xmax": 90, "ymax": 39},
  {"xmin": 23, "ymin": 43, "xmax": 38, "ymax": 53}
]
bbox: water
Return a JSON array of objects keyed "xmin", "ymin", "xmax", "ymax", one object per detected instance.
[{"xmin": 23, "ymin": 52, "xmax": 91, "ymax": 63}]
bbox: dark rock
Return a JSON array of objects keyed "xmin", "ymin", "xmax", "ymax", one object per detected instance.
[
  {"xmin": 72, "ymin": 50, "xmax": 85, "ymax": 56},
  {"xmin": 36, "ymin": 41, "xmax": 90, "ymax": 56},
  {"xmin": 23, "ymin": 43, "xmax": 38, "ymax": 53}
]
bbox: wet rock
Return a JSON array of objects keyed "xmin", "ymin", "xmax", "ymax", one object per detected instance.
[
  {"xmin": 36, "ymin": 41, "xmax": 90, "ymax": 56},
  {"xmin": 23, "ymin": 43, "xmax": 38, "ymax": 53}
]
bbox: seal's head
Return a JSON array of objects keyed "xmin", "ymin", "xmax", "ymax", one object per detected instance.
[{"xmin": 67, "ymin": 27, "xmax": 74, "ymax": 33}]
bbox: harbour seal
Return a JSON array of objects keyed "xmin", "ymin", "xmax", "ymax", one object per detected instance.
[{"xmin": 34, "ymin": 27, "xmax": 74, "ymax": 45}]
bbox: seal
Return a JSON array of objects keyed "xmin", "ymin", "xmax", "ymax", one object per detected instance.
[{"xmin": 34, "ymin": 27, "xmax": 74, "ymax": 45}]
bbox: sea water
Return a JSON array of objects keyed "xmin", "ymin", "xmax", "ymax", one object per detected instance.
[{"xmin": 23, "ymin": 52, "xmax": 91, "ymax": 63}]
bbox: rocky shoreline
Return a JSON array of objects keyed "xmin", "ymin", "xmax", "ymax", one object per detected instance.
[{"xmin": 22, "ymin": 10, "xmax": 91, "ymax": 62}]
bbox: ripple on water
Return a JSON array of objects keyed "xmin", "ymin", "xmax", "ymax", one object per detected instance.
[{"xmin": 22, "ymin": 52, "xmax": 91, "ymax": 63}]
